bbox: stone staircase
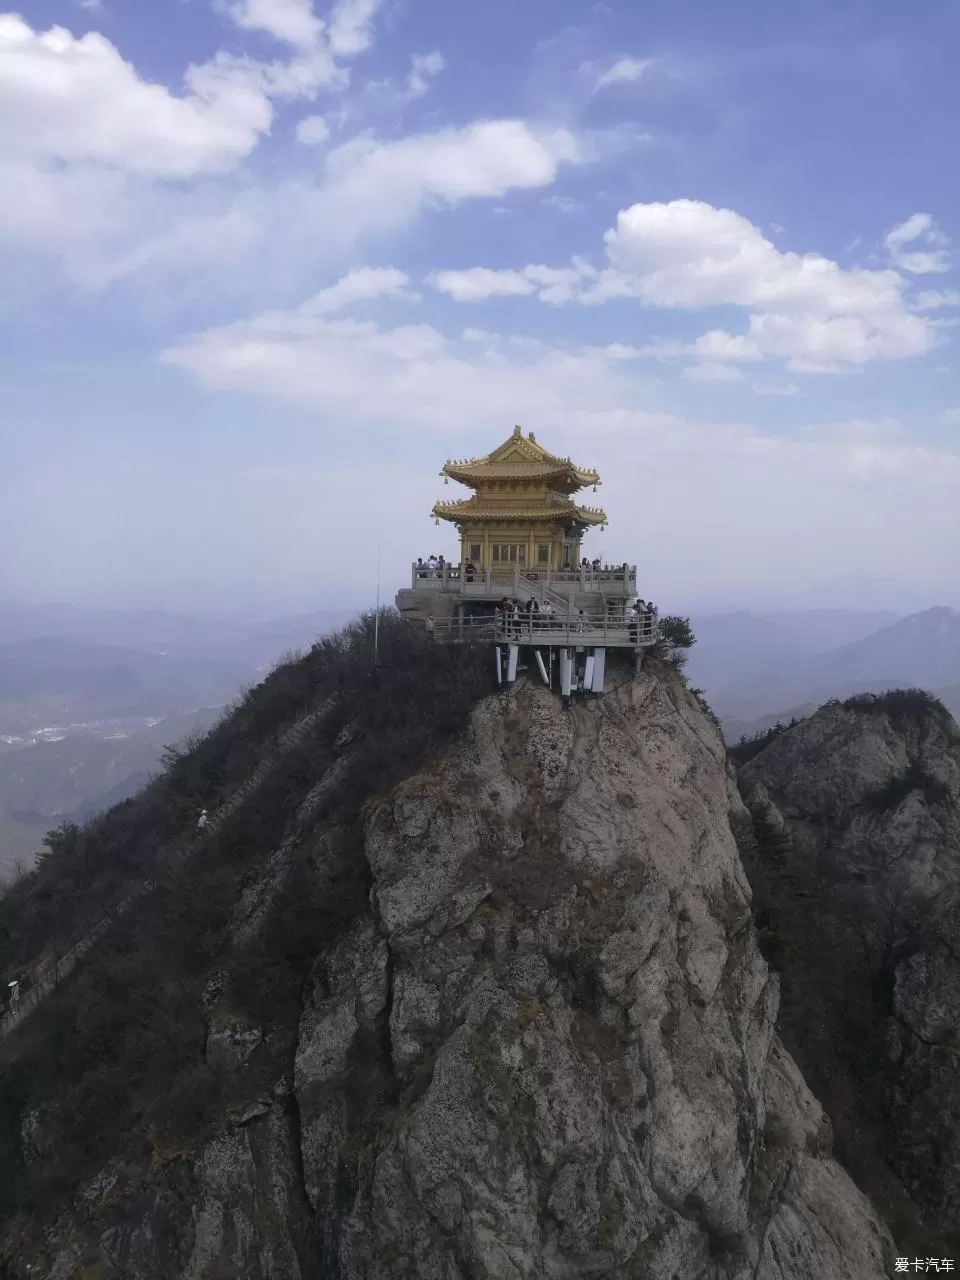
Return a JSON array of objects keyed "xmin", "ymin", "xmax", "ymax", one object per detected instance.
[{"xmin": 203, "ymin": 692, "xmax": 340, "ymax": 838}]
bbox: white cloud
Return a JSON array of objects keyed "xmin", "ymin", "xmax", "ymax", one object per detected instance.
[
  {"xmin": 327, "ymin": 0, "xmax": 384, "ymax": 56},
  {"xmin": 0, "ymin": 14, "xmax": 277, "ymax": 179},
  {"xmin": 429, "ymin": 267, "xmax": 534, "ymax": 301},
  {"xmin": 319, "ymin": 122, "xmax": 579, "ymax": 226},
  {"xmin": 915, "ymin": 288, "xmax": 960, "ymax": 310},
  {"xmin": 220, "ymin": 0, "xmax": 323, "ymax": 48},
  {"xmin": 407, "ymin": 51, "xmax": 445, "ymax": 98},
  {"xmin": 593, "ymin": 201, "xmax": 907, "ymax": 316},
  {"xmin": 297, "ymin": 265, "xmax": 413, "ymax": 313},
  {"xmin": 939, "ymin": 408, "xmax": 960, "ymax": 426},
  {"xmin": 78, "ymin": 0, "xmax": 104, "ymax": 11},
  {"xmin": 295, "ymin": 113, "xmax": 330, "ymax": 144},
  {"xmin": 1, "ymin": 87, "xmax": 579, "ymax": 290},
  {"xmin": 885, "ymin": 213, "xmax": 951, "ymax": 275},
  {"xmin": 437, "ymin": 199, "xmax": 936, "ymax": 373},
  {"xmin": 219, "ymin": 0, "xmax": 384, "ymax": 59},
  {"xmin": 589, "ymin": 56, "xmax": 652, "ymax": 91},
  {"xmin": 0, "ymin": 4, "xmax": 408, "ymax": 284},
  {"xmin": 161, "ymin": 301, "xmax": 659, "ymax": 430},
  {"xmin": 683, "ymin": 362, "xmax": 745, "ymax": 383},
  {"xmin": 429, "ymin": 257, "xmax": 594, "ymax": 303}
]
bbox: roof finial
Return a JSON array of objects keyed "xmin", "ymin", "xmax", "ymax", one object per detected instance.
[
  {"xmin": 529, "ymin": 430, "xmax": 536, "ymax": 441},
  {"xmin": 513, "ymin": 424, "xmax": 521, "ymax": 437}
]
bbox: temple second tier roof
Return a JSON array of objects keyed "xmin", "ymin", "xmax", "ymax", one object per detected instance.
[
  {"xmin": 432, "ymin": 496, "xmax": 607, "ymax": 525},
  {"xmin": 441, "ymin": 425, "xmax": 599, "ymax": 493}
]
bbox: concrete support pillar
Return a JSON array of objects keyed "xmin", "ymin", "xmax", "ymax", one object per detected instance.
[
  {"xmin": 560, "ymin": 649, "xmax": 573, "ymax": 699},
  {"xmin": 495, "ymin": 646, "xmax": 503, "ymax": 685},
  {"xmin": 506, "ymin": 644, "xmax": 519, "ymax": 683},
  {"xmin": 534, "ymin": 650, "xmax": 549, "ymax": 685},
  {"xmin": 591, "ymin": 649, "xmax": 606, "ymax": 693}
]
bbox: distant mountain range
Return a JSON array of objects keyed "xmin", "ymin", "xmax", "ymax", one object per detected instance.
[
  {"xmin": 686, "ymin": 607, "xmax": 960, "ymax": 739},
  {"xmin": 0, "ymin": 601, "xmax": 355, "ymax": 875},
  {"xmin": 0, "ymin": 636, "xmax": 248, "ymax": 734},
  {"xmin": 0, "ymin": 603, "xmax": 355, "ymax": 736}
]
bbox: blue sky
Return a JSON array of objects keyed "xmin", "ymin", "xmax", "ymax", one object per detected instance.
[{"xmin": 2, "ymin": 0, "xmax": 959, "ymax": 618}]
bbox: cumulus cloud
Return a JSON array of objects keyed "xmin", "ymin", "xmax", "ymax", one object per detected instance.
[
  {"xmin": 939, "ymin": 408, "xmax": 960, "ymax": 426},
  {"xmin": 1, "ymin": 16, "xmax": 579, "ymax": 298},
  {"xmin": 591, "ymin": 201, "xmax": 908, "ymax": 317},
  {"xmin": 0, "ymin": 2, "xmax": 421, "ymax": 288},
  {"xmin": 885, "ymin": 213, "xmax": 951, "ymax": 275},
  {"xmin": 0, "ymin": 14, "xmax": 278, "ymax": 179},
  {"xmin": 434, "ymin": 199, "xmax": 936, "ymax": 373}
]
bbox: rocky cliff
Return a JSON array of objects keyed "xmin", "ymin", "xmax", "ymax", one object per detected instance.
[
  {"xmin": 737, "ymin": 690, "xmax": 960, "ymax": 1255},
  {"xmin": 0, "ymin": 634, "xmax": 895, "ymax": 1278}
]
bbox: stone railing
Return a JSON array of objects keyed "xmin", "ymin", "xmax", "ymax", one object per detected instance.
[{"xmin": 410, "ymin": 562, "xmax": 637, "ymax": 595}]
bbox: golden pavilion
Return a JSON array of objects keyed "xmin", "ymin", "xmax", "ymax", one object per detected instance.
[
  {"xmin": 432, "ymin": 424, "xmax": 606, "ymax": 575},
  {"xmin": 395, "ymin": 424, "xmax": 659, "ymax": 697}
]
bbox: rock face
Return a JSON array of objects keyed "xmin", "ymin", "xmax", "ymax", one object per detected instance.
[
  {"xmin": 739, "ymin": 693, "xmax": 960, "ymax": 1234},
  {"xmin": 293, "ymin": 670, "xmax": 891, "ymax": 1279},
  {"xmin": 7, "ymin": 668, "xmax": 896, "ymax": 1278}
]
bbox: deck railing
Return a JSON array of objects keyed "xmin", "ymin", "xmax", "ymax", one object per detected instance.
[
  {"xmin": 410, "ymin": 562, "xmax": 637, "ymax": 594},
  {"xmin": 425, "ymin": 609, "xmax": 659, "ymax": 649}
]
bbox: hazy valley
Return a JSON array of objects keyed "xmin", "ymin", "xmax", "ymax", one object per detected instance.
[
  {"xmin": 685, "ymin": 605, "xmax": 960, "ymax": 741},
  {"xmin": 0, "ymin": 603, "xmax": 354, "ymax": 875}
]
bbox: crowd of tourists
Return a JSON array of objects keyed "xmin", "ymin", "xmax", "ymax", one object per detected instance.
[
  {"xmin": 415, "ymin": 555, "xmax": 446, "ymax": 578},
  {"xmin": 417, "ymin": 557, "xmax": 634, "ymax": 582},
  {"xmin": 495, "ymin": 596, "xmax": 557, "ymax": 637},
  {"xmin": 491, "ymin": 595, "xmax": 656, "ymax": 638}
]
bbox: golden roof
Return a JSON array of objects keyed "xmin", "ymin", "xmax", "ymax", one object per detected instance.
[
  {"xmin": 441, "ymin": 425, "xmax": 600, "ymax": 493},
  {"xmin": 432, "ymin": 497, "xmax": 606, "ymax": 526}
]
